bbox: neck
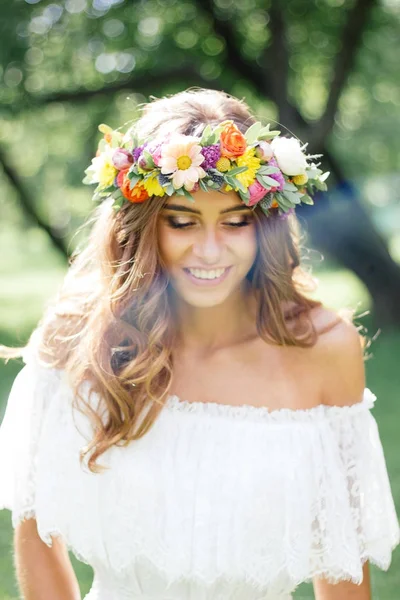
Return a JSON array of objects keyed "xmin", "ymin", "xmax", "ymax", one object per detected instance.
[{"xmin": 171, "ymin": 283, "xmax": 259, "ymax": 356}]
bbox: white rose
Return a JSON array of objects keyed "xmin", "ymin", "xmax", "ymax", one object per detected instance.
[{"xmin": 270, "ymin": 137, "xmax": 308, "ymax": 176}]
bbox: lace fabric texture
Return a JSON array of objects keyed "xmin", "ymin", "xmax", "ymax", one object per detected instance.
[{"xmin": 0, "ymin": 358, "xmax": 399, "ymax": 600}]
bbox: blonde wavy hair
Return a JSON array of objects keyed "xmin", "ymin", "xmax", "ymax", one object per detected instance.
[{"xmin": 1, "ymin": 88, "xmax": 345, "ymax": 473}]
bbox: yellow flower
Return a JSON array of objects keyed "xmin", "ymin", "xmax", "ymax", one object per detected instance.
[
  {"xmin": 225, "ymin": 148, "xmax": 260, "ymax": 191},
  {"xmin": 98, "ymin": 123, "xmax": 113, "ymax": 135},
  {"xmin": 143, "ymin": 173, "xmax": 165, "ymax": 197},
  {"xmin": 236, "ymin": 148, "xmax": 260, "ymax": 188},
  {"xmin": 216, "ymin": 157, "xmax": 231, "ymax": 172},
  {"xmin": 98, "ymin": 162, "xmax": 118, "ymax": 187},
  {"xmin": 292, "ymin": 174, "xmax": 308, "ymax": 186}
]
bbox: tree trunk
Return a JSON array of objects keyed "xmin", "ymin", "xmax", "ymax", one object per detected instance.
[{"xmin": 298, "ymin": 181, "xmax": 400, "ymax": 325}]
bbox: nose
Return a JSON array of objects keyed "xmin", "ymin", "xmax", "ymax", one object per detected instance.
[{"xmin": 192, "ymin": 227, "xmax": 224, "ymax": 265}]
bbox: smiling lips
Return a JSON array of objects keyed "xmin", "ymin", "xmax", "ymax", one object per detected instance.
[{"xmin": 183, "ymin": 266, "xmax": 232, "ymax": 285}]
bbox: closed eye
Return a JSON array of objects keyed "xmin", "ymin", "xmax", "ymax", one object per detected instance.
[{"xmin": 165, "ymin": 217, "xmax": 252, "ymax": 229}]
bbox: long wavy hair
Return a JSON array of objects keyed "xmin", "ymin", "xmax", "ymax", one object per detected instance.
[{"xmin": 1, "ymin": 88, "xmax": 352, "ymax": 473}]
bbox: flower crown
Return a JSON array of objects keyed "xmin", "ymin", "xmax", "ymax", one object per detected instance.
[{"xmin": 83, "ymin": 119, "xmax": 329, "ymax": 218}]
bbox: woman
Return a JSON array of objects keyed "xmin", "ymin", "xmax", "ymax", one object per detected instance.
[{"xmin": 0, "ymin": 88, "xmax": 398, "ymax": 600}]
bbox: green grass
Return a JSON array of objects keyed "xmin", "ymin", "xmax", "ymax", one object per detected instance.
[{"xmin": 0, "ymin": 225, "xmax": 399, "ymax": 599}]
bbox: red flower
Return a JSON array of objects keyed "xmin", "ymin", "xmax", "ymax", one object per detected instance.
[{"xmin": 117, "ymin": 169, "xmax": 149, "ymax": 203}]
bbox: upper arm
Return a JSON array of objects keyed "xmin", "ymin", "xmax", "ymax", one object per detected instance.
[
  {"xmin": 314, "ymin": 315, "xmax": 366, "ymax": 407},
  {"xmin": 312, "ymin": 315, "xmax": 372, "ymax": 598}
]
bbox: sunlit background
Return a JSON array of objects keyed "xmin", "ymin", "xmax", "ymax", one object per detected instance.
[{"xmin": 0, "ymin": 0, "xmax": 399, "ymax": 597}]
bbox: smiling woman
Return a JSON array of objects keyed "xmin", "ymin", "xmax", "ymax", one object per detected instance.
[
  {"xmin": 0, "ymin": 88, "xmax": 398, "ymax": 600},
  {"xmin": 157, "ymin": 190, "xmax": 258, "ymax": 309}
]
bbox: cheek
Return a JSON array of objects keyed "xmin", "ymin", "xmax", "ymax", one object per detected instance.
[
  {"xmin": 235, "ymin": 226, "xmax": 258, "ymax": 263},
  {"xmin": 157, "ymin": 225, "xmax": 186, "ymax": 267}
]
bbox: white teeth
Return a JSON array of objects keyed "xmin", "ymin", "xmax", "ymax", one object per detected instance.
[{"xmin": 188, "ymin": 268, "xmax": 227, "ymax": 280}]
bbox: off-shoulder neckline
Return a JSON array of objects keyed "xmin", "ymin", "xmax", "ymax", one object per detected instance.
[{"xmin": 164, "ymin": 387, "xmax": 377, "ymax": 422}]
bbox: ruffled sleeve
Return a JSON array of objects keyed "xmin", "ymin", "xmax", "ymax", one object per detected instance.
[
  {"xmin": 0, "ymin": 356, "xmax": 62, "ymax": 527},
  {"xmin": 309, "ymin": 389, "xmax": 400, "ymax": 583}
]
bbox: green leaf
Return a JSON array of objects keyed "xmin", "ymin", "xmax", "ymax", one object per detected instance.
[
  {"xmin": 259, "ymin": 123, "xmax": 281, "ymax": 136},
  {"xmin": 127, "ymin": 170, "xmax": 139, "ymax": 180},
  {"xmin": 313, "ymin": 179, "xmax": 328, "ymax": 192},
  {"xmin": 182, "ymin": 187, "xmax": 195, "ymax": 202},
  {"xmin": 258, "ymin": 124, "xmax": 281, "ymax": 140},
  {"xmin": 228, "ymin": 165, "xmax": 248, "ymax": 176},
  {"xmin": 238, "ymin": 188, "xmax": 250, "ymax": 203},
  {"xmin": 114, "ymin": 195, "xmax": 125, "ymax": 206},
  {"xmin": 262, "ymin": 175, "xmax": 280, "ymax": 187},
  {"xmin": 282, "ymin": 190, "xmax": 301, "ymax": 204},
  {"xmin": 283, "ymin": 182, "xmax": 298, "ymax": 192},
  {"xmin": 245, "ymin": 122, "xmax": 262, "ymax": 144},
  {"xmin": 320, "ymin": 171, "xmax": 330, "ymax": 182},
  {"xmin": 301, "ymin": 194, "xmax": 314, "ymax": 205},
  {"xmin": 142, "ymin": 150, "xmax": 155, "ymax": 168},
  {"xmin": 211, "ymin": 124, "xmax": 225, "ymax": 139},
  {"xmin": 200, "ymin": 124, "xmax": 213, "ymax": 145},
  {"xmin": 99, "ymin": 185, "xmax": 116, "ymax": 195},
  {"xmin": 258, "ymin": 165, "xmax": 280, "ymax": 175},
  {"xmin": 128, "ymin": 174, "xmax": 141, "ymax": 188},
  {"xmin": 224, "ymin": 175, "xmax": 236, "ymax": 187},
  {"xmin": 255, "ymin": 174, "xmax": 267, "ymax": 187},
  {"xmin": 231, "ymin": 178, "xmax": 247, "ymax": 193},
  {"xmin": 110, "ymin": 132, "xmax": 122, "ymax": 148},
  {"xmin": 199, "ymin": 179, "xmax": 209, "ymax": 192},
  {"xmin": 275, "ymin": 192, "xmax": 293, "ymax": 209},
  {"xmin": 98, "ymin": 139, "xmax": 107, "ymax": 152}
]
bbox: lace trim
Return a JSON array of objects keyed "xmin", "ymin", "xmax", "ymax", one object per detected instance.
[
  {"xmin": 20, "ymin": 526, "xmax": 400, "ymax": 590},
  {"xmin": 11, "ymin": 505, "xmax": 398, "ymax": 590},
  {"xmin": 165, "ymin": 388, "xmax": 377, "ymax": 423}
]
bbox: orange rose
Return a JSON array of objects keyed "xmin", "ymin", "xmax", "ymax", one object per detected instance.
[
  {"xmin": 271, "ymin": 198, "xmax": 279, "ymax": 208},
  {"xmin": 117, "ymin": 169, "xmax": 149, "ymax": 203},
  {"xmin": 220, "ymin": 121, "xmax": 247, "ymax": 158}
]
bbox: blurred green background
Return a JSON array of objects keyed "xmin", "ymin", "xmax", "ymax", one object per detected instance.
[{"xmin": 0, "ymin": 0, "xmax": 399, "ymax": 598}]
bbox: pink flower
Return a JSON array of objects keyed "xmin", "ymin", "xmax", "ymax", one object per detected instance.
[
  {"xmin": 112, "ymin": 148, "xmax": 133, "ymax": 170},
  {"xmin": 146, "ymin": 141, "xmax": 163, "ymax": 167},
  {"xmin": 159, "ymin": 136, "xmax": 206, "ymax": 190},
  {"xmin": 248, "ymin": 180, "xmax": 270, "ymax": 206},
  {"xmin": 255, "ymin": 141, "xmax": 274, "ymax": 162}
]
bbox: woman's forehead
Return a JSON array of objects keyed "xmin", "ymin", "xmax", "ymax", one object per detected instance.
[{"xmin": 163, "ymin": 189, "xmax": 249, "ymax": 214}]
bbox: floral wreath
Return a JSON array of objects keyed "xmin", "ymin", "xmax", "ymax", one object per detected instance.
[{"xmin": 83, "ymin": 119, "xmax": 329, "ymax": 218}]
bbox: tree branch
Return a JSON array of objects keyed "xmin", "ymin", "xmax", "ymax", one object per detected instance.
[
  {"xmin": 0, "ymin": 146, "xmax": 69, "ymax": 258},
  {"xmin": 198, "ymin": 0, "xmax": 306, "ymax": 134},
  {"xmin": 199, "ymin": 0, "xmax": 269, "ymax": 95},
  {"xmin": 312, "ymin": 0, "xmax": 377, "ymax": 147},
  {"xmin": 7, "ymin": 64, "xmax": 214, "ymax": 109}
]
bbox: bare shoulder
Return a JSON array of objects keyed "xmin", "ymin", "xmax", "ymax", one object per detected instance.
[{"xmin": 308, "ymin": 305, "xmax": 366, "ymax": 406}]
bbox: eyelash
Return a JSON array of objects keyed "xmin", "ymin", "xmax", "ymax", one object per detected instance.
[{"xmin": 165, "ymin": 217, "xmax": 252, "ymax": 229}]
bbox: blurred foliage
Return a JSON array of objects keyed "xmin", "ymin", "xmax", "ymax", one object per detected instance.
[{"xmin": 0, "ymin": 0, "xmax": 399, "ymax": 257}]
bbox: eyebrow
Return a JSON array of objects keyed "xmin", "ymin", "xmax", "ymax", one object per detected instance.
[{"xmin": 163, "ymin": 203, "xmax": 251, "ymax": 215}]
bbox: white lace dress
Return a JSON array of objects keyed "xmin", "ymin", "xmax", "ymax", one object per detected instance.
[{"xmin": 0, "ymin": 357, "xmax": 399, "ymax": 600}]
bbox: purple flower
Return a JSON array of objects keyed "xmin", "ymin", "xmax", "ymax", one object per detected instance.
[
  {"xmin": 268, "ymin": 158, "xmax": 285, "ymax": 191},
  {"xmin": 200, "ymin": 144, "xmax": 221, "ymax": 170},
  {"xmin": 278, "ymin": 208, "xmax": 295, "ymax": 220},
  {"xmin": 133, "ymin": 145, "xmax": 144, "ymax": 162}
]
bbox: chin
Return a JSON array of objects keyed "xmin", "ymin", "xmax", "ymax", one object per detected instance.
[{"xmin": 180, "ymin": 291, "xmax": 232, "ymax": 308}]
